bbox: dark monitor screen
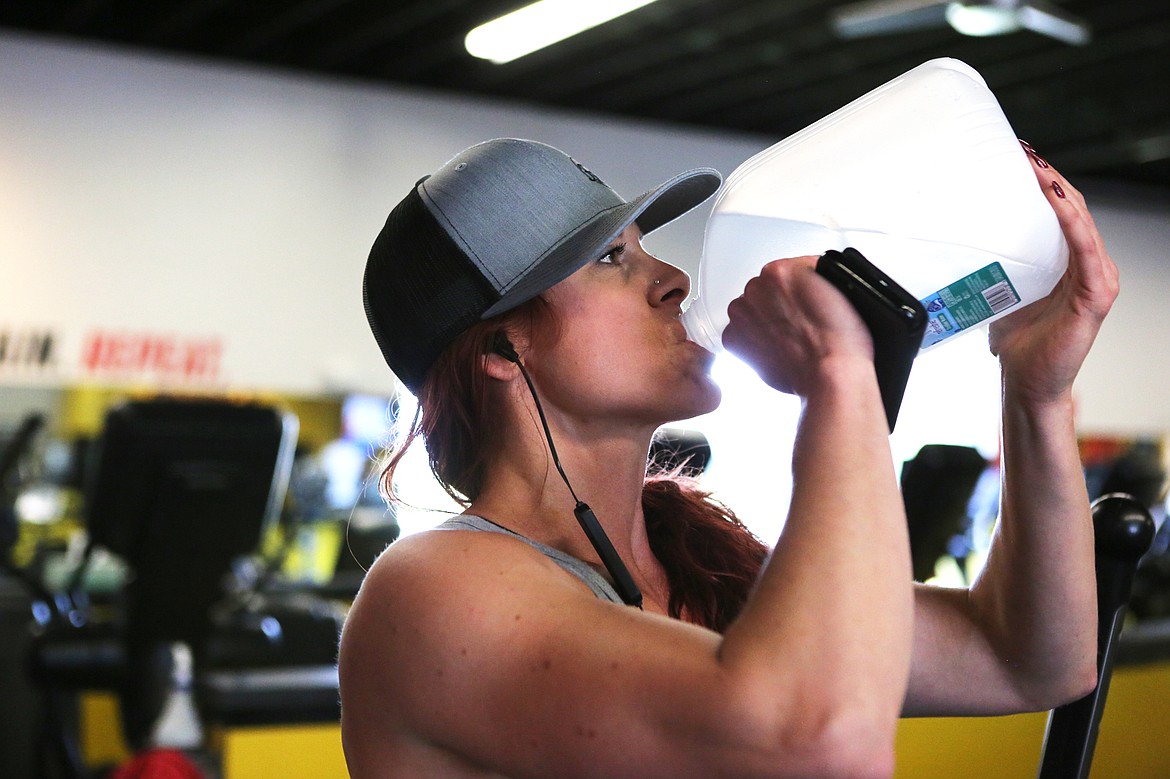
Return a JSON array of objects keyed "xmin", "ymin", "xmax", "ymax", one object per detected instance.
[{"xmin": 83, "ymin": 398, "xmax": 297, "ymax": 644}]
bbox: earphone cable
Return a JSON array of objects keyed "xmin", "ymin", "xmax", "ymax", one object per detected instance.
[{"xmin": 498, "ymin": 335, "xmax": 643, "ymax": 608}]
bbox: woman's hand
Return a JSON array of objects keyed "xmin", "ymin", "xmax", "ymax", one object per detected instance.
[
  {"xmin": 988, "ymin": 142, "xmax": 1120, "ymax": 404},
  {"xmin": 721, "ymin": 256, "xmax": 874, "ymax": 396}
]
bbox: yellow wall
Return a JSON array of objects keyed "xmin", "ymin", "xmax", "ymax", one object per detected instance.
[
  {"xmin": 216, "ymin": 724, "xmax": 349, "ymax": 779},
  {"xmin": 56, "ymin": 385, "xmax": 344, "ymax": 450},
  {"xmin": 894, "ymin": 662, "xmax": 1170, "ymax": 778}
]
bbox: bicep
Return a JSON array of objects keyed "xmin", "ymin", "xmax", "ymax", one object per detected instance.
[{"xmin": 904, "ymin": 583, "xmax": 1040, "ymax": 717}]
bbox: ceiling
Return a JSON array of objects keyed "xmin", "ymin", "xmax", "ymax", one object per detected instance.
[{"xmin": 4, "ymin": 0, "xmax": 1169, "ymax": 189}]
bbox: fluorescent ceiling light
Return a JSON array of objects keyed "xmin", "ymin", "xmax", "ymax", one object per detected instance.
[
  {"xmin": 1016, "ymin": 4, "xmax": 1091, "ymax": 45},
  {"xmin": 466, "ymin": 0, "xmax": 659, "ymax": 64},
  {"xmin": 944, "ymin": 2, "xmax": 1021, "ymax": 36},
  {"xmin": 945, "ymin": 0, "xmax": 1090, "ymax": 43}
]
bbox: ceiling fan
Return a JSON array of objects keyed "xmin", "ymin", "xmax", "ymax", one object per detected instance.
[{"xmin": 830, "ymin": 0, "xmax": 1092, "ymax": 45}]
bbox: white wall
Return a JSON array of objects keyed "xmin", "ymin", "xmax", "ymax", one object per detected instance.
[
  {"xmin": 1063, "ymin": 184, "xmax": 1170, "ymax": 432},
  {"xmin": 1, "ymin": 30, "xmax": 1167, "ymax": 440},
  {"xmin": 0, "ymin": 30, "xmax": 765, "ymax": 395}
]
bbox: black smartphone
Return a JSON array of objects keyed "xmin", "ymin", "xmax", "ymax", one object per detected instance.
[{"xmin": 816, "ymin": 247, "xmax": 926, "ymax": 432}]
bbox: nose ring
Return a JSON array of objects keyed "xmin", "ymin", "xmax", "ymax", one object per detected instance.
[{"xmin": 653, "ymin": 279, "xmax": 661, "ymax": 285}]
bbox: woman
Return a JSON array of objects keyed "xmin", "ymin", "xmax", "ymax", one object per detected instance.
[{"xmin": 340, "ymin": 137, "xmax": 1118, "ymax": 778}]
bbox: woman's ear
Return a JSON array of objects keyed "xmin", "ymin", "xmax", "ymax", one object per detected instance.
[
  {"xmin": 482, "ymin": 331, "xmax": 522, "ymax": 381},
  {"xmin": 491, "ymin": 331, "xmax": 520, "ymax": 362}
]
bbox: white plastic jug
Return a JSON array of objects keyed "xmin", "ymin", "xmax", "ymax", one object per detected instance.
[{"xmin": 682, "ymin": 57, "xmax": 1068, "ymax": 353}]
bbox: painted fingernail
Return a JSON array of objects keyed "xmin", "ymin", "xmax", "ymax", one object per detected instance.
[
  {"xmin": 1051, "ymin": 180, "xmax": 1066, "ymax": 199},
  {"xmin": 1018, "ymin": 140, "xmax": 1048, "ymax": 167}
]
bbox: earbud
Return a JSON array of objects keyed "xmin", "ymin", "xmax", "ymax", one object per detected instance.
[{"xmin": 492, "ymin": 331, "xmax": 520, "ymax": 363}]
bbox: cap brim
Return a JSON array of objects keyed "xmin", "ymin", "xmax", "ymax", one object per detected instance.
[{"xmin": 481, "ymin": 167, "xmax": 722, "ymax": 318}]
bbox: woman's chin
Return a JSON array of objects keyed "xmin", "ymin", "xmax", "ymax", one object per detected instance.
[{"xmin": 667, "ymin": 377, "xmax": 722, "ymax": 422}]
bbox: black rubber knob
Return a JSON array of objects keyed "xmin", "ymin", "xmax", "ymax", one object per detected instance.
[{"xmin": 1092, "ymin": 493, "xmax": 1156, "ymax": 562}]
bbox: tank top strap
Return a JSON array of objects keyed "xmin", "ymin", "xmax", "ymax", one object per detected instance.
[{"xmin": 435, "ymin": 514, "xmax": 623, "ymax": 604}]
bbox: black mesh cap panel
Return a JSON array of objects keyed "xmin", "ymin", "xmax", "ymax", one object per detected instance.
[{"xmin": 363, "ymin": 188, "xmax": 499, "ymax": 393}]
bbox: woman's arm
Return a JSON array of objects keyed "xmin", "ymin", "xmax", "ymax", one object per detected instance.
[
  {"xmin": 904, "ymin": 146, "xmax": 1119, "ymax": 716},
  {"xmin": 721, "ymin": 257, "xmax": 916, "ymax": 764}
]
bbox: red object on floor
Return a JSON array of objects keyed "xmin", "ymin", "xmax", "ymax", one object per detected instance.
[{"xmin": 109, "ymin": 749, "xmax": 207, "ymax": 779}]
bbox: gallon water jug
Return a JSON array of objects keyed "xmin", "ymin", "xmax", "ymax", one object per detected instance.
[{"xmin": 682, "ymin": 57, "xmax": 1068, "ymax": 353}]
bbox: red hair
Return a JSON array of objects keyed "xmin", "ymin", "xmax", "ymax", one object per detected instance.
[
  {"xmin": 379, "ymin": 298, "xmax": 554, "ymax": 506},
  {"xmin": 642, "ymin": 473, "xmax": 768, "ymax": 631},
  {"xmin": 378, "ymin": 298, "xmax": 768, "ymax": 632}
]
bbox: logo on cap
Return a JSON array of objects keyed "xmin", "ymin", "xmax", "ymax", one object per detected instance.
[{"xmin": 571, "ymin": 158, "xmax": 605, "ymax": 186}]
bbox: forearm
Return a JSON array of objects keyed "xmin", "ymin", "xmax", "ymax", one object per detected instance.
[
  {"xmin": 970, "ymin": 382, "xmax": 1097, "ymax": 705},
  {"xmin": 722, "ymin": 358, "xmax": 914, "ymax": 729}
]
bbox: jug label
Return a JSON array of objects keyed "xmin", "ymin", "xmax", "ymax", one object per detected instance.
[{"xmin": 919, "ymin": 263, "xmax": 1021, "ymax": 348}]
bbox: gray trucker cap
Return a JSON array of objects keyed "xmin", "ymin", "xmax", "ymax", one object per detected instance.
[{"xmin": 362, "ymin": 138, "xmax": 722, "ymax": 393}]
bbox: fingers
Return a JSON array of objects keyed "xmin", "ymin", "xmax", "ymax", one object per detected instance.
[
  {"xmin": 727, "ymin": 258, "xmax": 871, "ymax": 348},
  {"xmin": 1018, "ymin": 140, "xmax": 1119, "ymax": 316},
  {"xmin": 1020, "ymin": 140, "xmax": 1077, "ymax": 200},
  {"xmin": 1020, "ymin": 141, "xmax": 1093, "ymax": 239},
  {"xmin": 784, "ymin": 254, "xmax": 821, "ymax": 270},
  {"xmin": 733, "ymin": 256, "xmax": 855, "ymax": 333}
]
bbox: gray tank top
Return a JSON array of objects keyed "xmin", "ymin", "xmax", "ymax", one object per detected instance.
[{"xmin": 435, "ymin": 514, "xmax": 623, "ymax": 604}]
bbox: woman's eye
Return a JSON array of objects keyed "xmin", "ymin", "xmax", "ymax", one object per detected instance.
[{"xmin": 598, "ymin": 242, "xmax": 626, "ymax": 264}]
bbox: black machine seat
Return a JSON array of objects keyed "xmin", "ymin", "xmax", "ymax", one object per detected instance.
[{"xmin": 84, "ymin": 399, "xmax": 298, "ymax": 655}]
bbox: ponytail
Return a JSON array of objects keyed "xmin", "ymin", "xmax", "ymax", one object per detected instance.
[{"xmin": 643, "ymin": 474, "xmax": 768, "ymax": 633}]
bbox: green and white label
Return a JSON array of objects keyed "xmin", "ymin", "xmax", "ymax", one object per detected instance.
[{"xmin": 920, "ymin": 262, "xmax": 1021, "ymax": 348}]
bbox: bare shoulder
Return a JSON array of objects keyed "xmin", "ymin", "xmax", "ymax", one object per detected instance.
[
  {"xmin": 337, "ymin": 523, "xmax": 601, "ymax": 774},
  {"xmin": 345, "ymin": 521, "xmax": 595, "ymax": 628},
  {"xmin": 340, "ymin": 521, "xmax": 595, "ymax": 683}
]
